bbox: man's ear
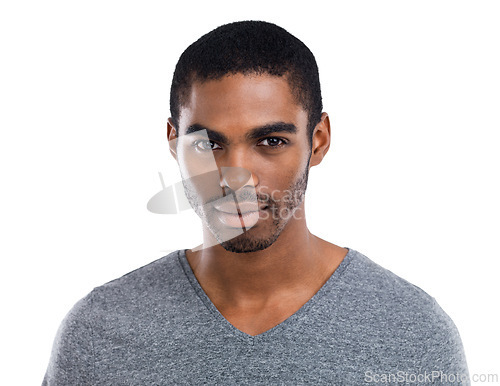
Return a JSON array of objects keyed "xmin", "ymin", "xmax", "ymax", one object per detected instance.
[
  {"xmin": 167, "ymin": 118, "xmax": 178, "ymax": 162},
  {"xmin": 309, "ymin": 112, "xmax": 331, "ymax": 168}
]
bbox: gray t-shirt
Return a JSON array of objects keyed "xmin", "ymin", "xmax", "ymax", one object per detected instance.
[{"xmin": 42, "ymin": 248, "xmax": 470, "ymax": 385}]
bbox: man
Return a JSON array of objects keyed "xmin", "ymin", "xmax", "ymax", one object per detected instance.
[{"xmin": 43, "ymin": 21, "xmax": 470, "ymax": 385}]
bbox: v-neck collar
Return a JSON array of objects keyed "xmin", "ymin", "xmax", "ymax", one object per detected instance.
[{"xmin": 177, "ymin": 247, "xmax": 356, "ymax": 344}]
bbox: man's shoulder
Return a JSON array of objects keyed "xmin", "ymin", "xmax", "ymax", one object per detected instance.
[
  {"xmin": 55, "ymin": 249, "xmax": 188, "ymax": 329},
  {"xmin": 346, "ymin": 248, "xmax": 436, "ymax": 308},
  {"xmin": 344, "ymin": 249, "xmax": 469, "ymax": 373},
  {"xmin": 345, "ymin": 249, "xmax": 462, "ymax": 341},
  {"xmin": 81, "ymin": 249, "xmax": 185, "ymax": 307},
  {"xmin": 101, "ymin": 250, "xmax": 182, "ymax": 288}
]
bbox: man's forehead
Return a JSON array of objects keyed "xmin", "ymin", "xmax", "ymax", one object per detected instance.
[{"xmin": 178, "ymin": 73, "xmax": 308, "ymax": 134}]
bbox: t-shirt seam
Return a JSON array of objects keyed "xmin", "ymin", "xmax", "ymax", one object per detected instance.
[
  {"xmin": 334, "ymin": 248, "xmax": 356, "ymax": 279},
  {"xmin": 310, "ymin": 248, "xmax": 357, "ymax": 303},
  {"xmin": 176, "ymin": 249, "xmax": 218, "ymax": 317},
  {"xmin": 176, "ymin": 248, "xmax": 356, "ymax": 319}
]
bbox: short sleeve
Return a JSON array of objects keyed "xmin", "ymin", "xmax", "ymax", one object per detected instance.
[{"xmin": 42, "ymin": 291, "xmax": 95, "ymax": 385}]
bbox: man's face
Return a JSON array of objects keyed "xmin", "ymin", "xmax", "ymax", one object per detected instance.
[{"xmin": 172, "ymin": 73, "xmax": 313, "ymax": 253}]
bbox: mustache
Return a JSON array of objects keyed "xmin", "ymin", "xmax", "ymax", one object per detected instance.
[{"xmin": 207, "ymin": 189, "xmax": 269, "ymax": 207}]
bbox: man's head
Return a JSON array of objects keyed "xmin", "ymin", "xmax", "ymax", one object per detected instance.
[
  {"xmin": 167, "ymin": 21, "xmax": 330, "ymax": 253},
  {"xmin": 170, "ymin": 20, "xmax": 323, "ymax": 148}
]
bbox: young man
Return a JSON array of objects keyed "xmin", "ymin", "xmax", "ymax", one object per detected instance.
[{"xmin": 43, "ymin": 21, "xmax": 470, "ymax": 385}]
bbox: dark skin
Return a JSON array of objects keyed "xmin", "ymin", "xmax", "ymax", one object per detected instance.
[{"xmin": 167, "ymin": 73, "xmax": 348, "ymax": 336}]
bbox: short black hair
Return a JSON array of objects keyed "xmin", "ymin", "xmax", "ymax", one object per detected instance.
[{"xmin": 169, "ymin": 20, "xmax": 323, "ymax": 147}]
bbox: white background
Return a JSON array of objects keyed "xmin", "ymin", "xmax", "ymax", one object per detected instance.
[{"xmin": 1, "ymin": 0, "xmax": 498, "ymax": 384}]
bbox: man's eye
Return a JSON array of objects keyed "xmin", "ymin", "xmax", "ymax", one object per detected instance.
[
  {"xmin": 191, "ymin": 137, "xmax": 287, "ymax": 151},
  {"xmin": 259, "ymin": 137, "xmax": 287, "ymax": 148},
  {"xmin": 193, "ymin": 140, "xmax": 221, "ymax": 151}
]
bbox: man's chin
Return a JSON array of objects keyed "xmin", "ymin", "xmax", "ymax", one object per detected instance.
[
  {"xmin": 219, "ymin": 236, "xmax": 275, "ymax": 254},
  {"xmin": 200, "ymin": 206, "xmax": 287, "ymax": 253},
  {"xmin": 215, "ymin": 223, "xmax": 283, "ymax": 254}
]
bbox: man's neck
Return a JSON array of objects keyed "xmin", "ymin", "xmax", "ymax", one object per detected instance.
[{"xmin": 184, "ymin": 215, "xmax": 348, "ymax": 311}]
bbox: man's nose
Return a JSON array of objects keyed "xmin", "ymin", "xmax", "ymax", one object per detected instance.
[{"xmin": 219, "ymin": 167, "xmax": 253, "ymax": 191}]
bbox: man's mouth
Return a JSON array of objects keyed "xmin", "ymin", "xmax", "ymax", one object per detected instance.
[
  {"xmin": 213, "ymin": 201, "xmax": 268, "ymax": 215},
  {"xmin": 212, "ymin": 203, "xmax": 268, "ymax": 228}
]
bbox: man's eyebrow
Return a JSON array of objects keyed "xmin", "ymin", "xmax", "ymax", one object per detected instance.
[
  {"xmin": 184, "ymin": 124, "xmax": 229, "ymax": 143},
  {"xmin": 246, "ymin": 122, "xmax": 297, "ymax": 140},
  {"xmin": 183, "ymin": 122, "xmax": 297, "ymax": 144}
]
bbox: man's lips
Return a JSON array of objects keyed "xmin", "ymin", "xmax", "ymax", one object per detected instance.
[
  {"xmin": 212, "ymin": 201, "xmax": 268, "ymax": 214},
  {"xmin": 213, "ymin": 204, "xmax": 268, "ymax": 228}
]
